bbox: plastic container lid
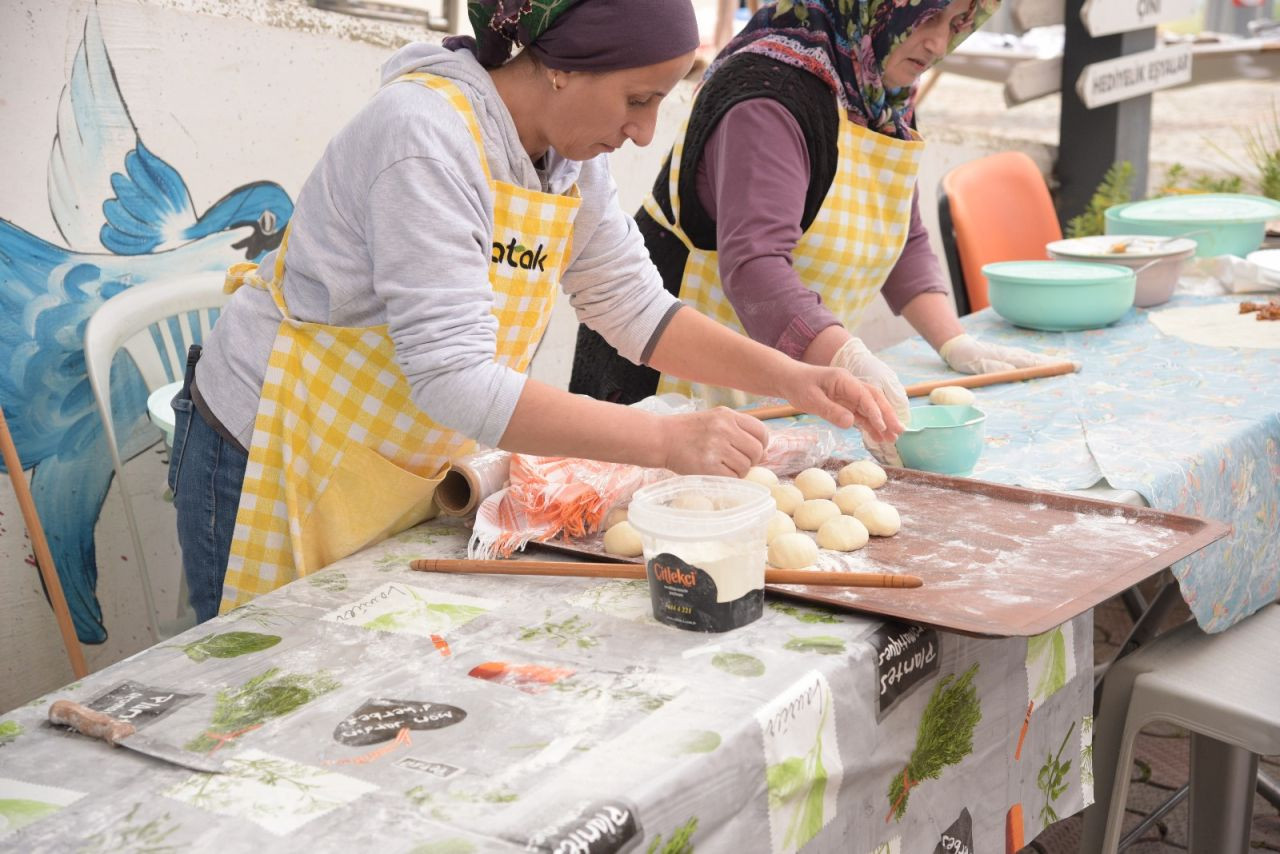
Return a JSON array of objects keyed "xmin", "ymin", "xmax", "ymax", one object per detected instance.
[
  {"xmin": 982, "ymin": 259, "xmax": 1134, "ymax": 285},
  {"xmin": 628, "ymin": 476, "xmax": 774, "ymax": 542},
  {"xmin": 1110, "ymin": 194, "xmax": 1280, "ymax": 225}
]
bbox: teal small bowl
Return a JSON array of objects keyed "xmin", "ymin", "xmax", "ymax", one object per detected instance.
[
  {"xmin": 1105, "ymin": 194, "xmax": 1280, "ymax": 258},
  {"xmin": 895, "ymin": 404, "xmax": 986, "ymax": 477},
  {"xmin": 983, "ymin": 260, "xmax": 1135, "ymax": 331}
]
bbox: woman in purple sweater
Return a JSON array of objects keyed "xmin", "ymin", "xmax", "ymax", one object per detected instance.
[{"xmin": 572, "ymin": 0, "xmax": 1053, "ymax": 463}]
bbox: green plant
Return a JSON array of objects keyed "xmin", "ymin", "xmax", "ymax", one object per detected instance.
[
  {"xmin": 1242, "ymin": 101, "xmax": 1280, "ymax": 200},
  {"xmin": 185, "ymin": 667, "xmax": 339, "ymax": 753},
  {"xmin": 1155, "ymin": 163, "xmax": 1244, "ymax": 197},
  {"xmin": 1066, "ymin": 161, "xmax": 1135, "ymax": 238},
  {"xmin": 1038, "ymin": 721, "xmax": 1076, "ymax": 828},
  {"xmin": 168, "ymin": 631, "xmax": 281, "ymax": 662},
  {"xmin": 647, "ymin": 817, "xmax": 698, "ymax": 854}
]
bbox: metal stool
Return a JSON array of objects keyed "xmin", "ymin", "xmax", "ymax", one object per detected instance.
[{"xmin": 1082, "ymin": 603, "xmax": 1280, "ymax": 852}]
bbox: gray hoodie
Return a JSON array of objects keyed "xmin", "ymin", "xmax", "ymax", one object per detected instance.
[{"xmin": 196, "ymin": 44, "xmax": 678, "ymax": 449}]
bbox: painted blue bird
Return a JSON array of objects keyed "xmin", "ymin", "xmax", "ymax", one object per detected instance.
[{"xmin": 0, "ymin": 6, "xmax": 293, "ymax": 643}]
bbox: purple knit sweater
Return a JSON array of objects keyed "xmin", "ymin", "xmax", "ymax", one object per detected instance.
[{"xmin": 694, "ymin": 98, "xmax": 948, "ymax": 359}]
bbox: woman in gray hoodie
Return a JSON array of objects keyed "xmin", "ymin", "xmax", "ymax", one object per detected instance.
[{"xmin": 171, "ymin": 0, "xmax": 904, "ymax": 621}]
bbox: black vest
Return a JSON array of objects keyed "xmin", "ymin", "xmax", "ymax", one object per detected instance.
[{"xmin": 570, "ymin": 53, "xmax": 841, "ymax": 405}]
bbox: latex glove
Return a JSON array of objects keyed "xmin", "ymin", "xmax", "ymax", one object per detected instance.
[
  {"xmin": 938, "ymin": 333, "xmax": 1059, "ymax": 375},
  {"xmin": 772, "ymin": 359, "xmax": 903, "ymax": 450},
  {"xmin": 829, "ymin": 337, "xmax": 910, "ymax": 467}
]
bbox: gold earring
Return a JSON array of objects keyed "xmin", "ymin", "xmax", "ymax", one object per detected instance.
[{"xmin": 550, "ymin": 73, "xmax": 562, "ymax": 91}]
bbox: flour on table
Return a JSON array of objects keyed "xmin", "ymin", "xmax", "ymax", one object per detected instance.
[{"xmin": 1149, "ymin": 302, "xmax": 1280, "ymax": 349}]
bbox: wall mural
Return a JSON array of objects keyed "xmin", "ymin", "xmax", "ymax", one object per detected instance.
[{"xmin": 0, "ymin": 3, "xmax": 293, "ymax": 644}]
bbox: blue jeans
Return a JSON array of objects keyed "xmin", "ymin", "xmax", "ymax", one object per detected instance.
[{"xmin": 169, "ymin": 346, "xmax": 248, "ymax": 623}]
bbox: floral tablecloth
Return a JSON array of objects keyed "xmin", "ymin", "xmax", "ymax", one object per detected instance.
[
  {"xmin": 862, "ymin": 293, "xmax": 1280, "ymax": 633},
  {"xmin": 0, "ymin": 520, "xmax": 1092, "ymax": 853}
]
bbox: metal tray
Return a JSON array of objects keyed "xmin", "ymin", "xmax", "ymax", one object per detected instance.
[{"xmin": 535, "ymin": 465, "xmax": 1230, "ymax": 637}]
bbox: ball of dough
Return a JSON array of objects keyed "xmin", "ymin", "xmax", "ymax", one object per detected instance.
[
  {"xmin": 743, "ymin": 466, "xmax": 779, "ymax": 487},
  {"xmin": 604, "ymin": 506, "xmax": 629, "ymax": 531},
  {"xmin": 766, "ymin": 510, "xmax": 796, "ymax": 543},
  {"xmin": 603, "ymin": 520, "xmax": 644, "ymax": 557},
  {"xmin": 854, "ymin": 500, "xmax": 901, "ymax": 537},
  {"xmin": 833, "ymin": 484, "xmax": 876, "ymax": 515},
  {"xmin": 767, "ymin": 532, "xmax": 819, "ymax": 569},
  {"xmin": 794, "ymin": 498, "xmax": 841, "ymax": 532},
  {"xmin": 770, "ymin": 483, "xmax": 804, "ymax": 516},
  {"xmin": 794, "ymin": 467, "xmax": 837, "ymax": 500},
  {"xmin": 816, "ymin": 515, "xmax": 869, "ymax": 552},
  {"xmin": 671, "ymin": 492, "xmax": 715, "ymax": 511},
  {"xmin": 929, "ymin": 386, "xmax": 976, "ymax": 406},
  {"xmin": 838, "ymin": 460, "xmax": 887, "ymax": 488}
]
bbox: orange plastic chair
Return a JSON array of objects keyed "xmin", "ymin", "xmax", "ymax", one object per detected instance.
[{"xmin": 938, "ymin": 151, "xmax": 1062, "ymax": 314}]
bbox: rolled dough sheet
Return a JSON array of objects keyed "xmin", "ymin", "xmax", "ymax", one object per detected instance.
[{"xmin": 1149, "ymin": 301, "xmax": 1280, "ymax": 349}]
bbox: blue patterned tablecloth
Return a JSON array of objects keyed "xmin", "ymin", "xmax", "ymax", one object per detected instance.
[{"xmin": 853, "ymin": 294, "xmax": 1280, "ymax": 632}]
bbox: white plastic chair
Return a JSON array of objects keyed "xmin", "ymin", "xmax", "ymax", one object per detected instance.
[
  {"xmin": 84, "ymin": 272, "xmax": 229, "ymax": 641},
  {"xmin": 1083, "ymin": 604, "xmax": 1280, "ymax": 853}
]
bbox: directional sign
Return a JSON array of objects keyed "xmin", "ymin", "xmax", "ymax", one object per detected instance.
[
  {"xmin": 1076, "ymin": 43, "xmax": 1193, "ymax": 109},
  {"xmin": 1080, "ymin": 0, "xmax": 1199, "ymax": 37}
]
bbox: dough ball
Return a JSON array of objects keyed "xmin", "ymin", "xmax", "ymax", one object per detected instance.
[
  {"xmin": 794, "ymin": 467, "xmax": 837, "ymax": 500},
  {"xmin": 743, "ymin": 466, "xmax": 779, "ymax": 487},
  {"xmin": 770, "ymin": 483, "xmax": 804, "ymax": 516},
  {"xmin": 854, "ymin": 500, "xmax": 901, "ymax": 537},
  {"xmin": 766, "ymin": 510, "xmax": 796, "ymax": 543},
  {"xmin": 767, "ymin": 532, "xmax": 819, "ymax": 569},
  {"xmin": 671, "ymin": 492, "xmax": 715, "ymax": 511},
  {"xmin": 794, "ymin": 498, "xmax": 841, "ymax": 532},
  {"xmin": 929, "ymin": 386, "xmax": 976, "ymax": 406},
  {"xmin": 838, "ymin": 460, "xmax": 887, "ymax": 488},
  {"xmin": 604, "ymin": 506, "xmax": 629, "ymax": 531},
  {"xmin": 816, "ymin": 515, "xmax": 869, "ymax": 552},
  {"xmin": 833, "ymin": 484, "xmax": 876, "ymax": 515},
  {"xmin": 603, "ymin": 520, "xmax": 644, "ymax": 557}
]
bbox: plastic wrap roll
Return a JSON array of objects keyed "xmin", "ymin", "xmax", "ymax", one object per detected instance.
[{"xmin": 436, "ymin": 448, "xmax": 511, "ymax": 516}]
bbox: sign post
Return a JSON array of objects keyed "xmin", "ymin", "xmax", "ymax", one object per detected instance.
[{"xmin": 1080, "ymin": 0, "xmax": 1199, "ymax": 38}]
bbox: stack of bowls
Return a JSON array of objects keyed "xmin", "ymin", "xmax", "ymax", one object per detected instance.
[
  {"xmin": 981, "ymin": 260, "xmax": 1136, "ymax": 331},
  {"xmin": 1046, "ymin": 235, "xmax": 1196, "ymax": 307},
  {"xmin": 1105, "ymin": 194, "xmax": 1280, "ymax": 258}
]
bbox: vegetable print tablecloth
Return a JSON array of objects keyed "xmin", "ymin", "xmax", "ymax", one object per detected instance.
[
  {"xmin": 0, "ymin": 519, "xmax": 1091, "ymax": 853},
  {"xmin": 836, "ymin": 293, "xmax": 1280, "ymax": 634}
]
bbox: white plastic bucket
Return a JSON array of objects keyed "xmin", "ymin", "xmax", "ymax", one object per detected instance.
[{"xmin": 628, "ymin": 475, "xmax": 773, "ymax": 632}]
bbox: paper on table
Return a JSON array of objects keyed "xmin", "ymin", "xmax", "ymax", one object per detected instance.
[{"xmin": 1184, "ymin": 254, "xmax": 1280, "ymax": 295}]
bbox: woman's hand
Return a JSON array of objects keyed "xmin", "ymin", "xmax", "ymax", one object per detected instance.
[
  {"xmin": 778, "ymin": 358, "xmax": 904, "ymax": 448},
  {"xmin": 939, "ymin": 333, "xmax": 1059, "ymax": 375},
  {"xmin": 659, "ymin": 408, "xmax": 770, "ymax": 476},
  {"xmin": 829, "ymin": 337, "xmax": 910, "ymax": 465}
]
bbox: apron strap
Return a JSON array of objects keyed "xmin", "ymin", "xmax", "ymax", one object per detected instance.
[
  {"xmin": 641, "ymin": 117, "xmax": 696, "ymax": 253},
  {"xmin": 392, "ymin": 73, "xmax": 493, "ymax": 183},
  {"xmin": 224, "ymin": 225, "xmax": 295, "ymax": 322}
]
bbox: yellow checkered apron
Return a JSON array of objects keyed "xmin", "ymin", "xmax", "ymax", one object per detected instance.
[
  {"xmin": 644, "ymin": 112, "xmax": 924, "ymax": 407},
  {"xmin": 219, "ymin": 73, "xmax": 581, "ymax": 612}
]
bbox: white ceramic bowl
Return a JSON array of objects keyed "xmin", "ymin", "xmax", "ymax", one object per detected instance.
[{"xmin": 1046, "ymin": 235, "xmax": 1197, "ymax": 308}]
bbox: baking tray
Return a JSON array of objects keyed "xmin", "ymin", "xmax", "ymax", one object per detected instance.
[{"xmin": 534, "ymin": 464, "xmax": 1230, "ymax": 637}]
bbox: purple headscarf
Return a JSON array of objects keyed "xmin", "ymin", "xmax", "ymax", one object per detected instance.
[
  {"xmin": 708, "ymin": 0, "xmax": 999, "ymax": 139},
  {"xmin": 445, "ymin": 0, "xmax": 700, "ymax": 72}
]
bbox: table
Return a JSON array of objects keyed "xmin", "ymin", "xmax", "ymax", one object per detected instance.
[
  {"xmin": 865, "ymin": 291, "xmax": 1280, "ymax": 635},
  {"xmin": 146, "ymin": 380, "xmax": 183, "ymax": 449},
  {"xmin": 0, "ymin": 516, "xmax": 1093, "ymax": 852}
]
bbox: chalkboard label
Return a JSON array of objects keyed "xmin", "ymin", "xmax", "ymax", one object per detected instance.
[
  {"xmin": 933, "ymin": 807, "xmax": 974, "ymax": 854},
  {"xmin": 395, "ymin": 756, "xmax": 464, "ymax": 779},
  {"xmin": 646, "ymin": 553, "xmax": 763, "ymax": 633},
  {"xmin": 87, "ymin": 682, "xmax": 198, "ymax": 729},
  {"xmin": 871, "ymin": 622, "xmax": 940, "ymax": 720},
  {"xmin": 524, "ymin": 799, "xmax": 642, "ymax": 854},
  {"xmin": 334, "ymin": 698, "xmax": 466, "ymax": 746}
]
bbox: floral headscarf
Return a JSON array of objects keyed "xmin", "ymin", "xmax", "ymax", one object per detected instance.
[
  {"xmin": 445, "ymin": 0, "xmax": 584, "ymax": 68},
  {"xmin": 707, "ymin": 0, "xmax": 999, "ymax": 139}
]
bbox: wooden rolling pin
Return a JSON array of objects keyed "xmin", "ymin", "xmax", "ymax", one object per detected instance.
[
  {"xmin": 410, "ymin": 558, "xmax": 921, "ymax": 589},
  {"xmin": 745, "ymin": 360, "xmax": 1078, "ymax": 421}
]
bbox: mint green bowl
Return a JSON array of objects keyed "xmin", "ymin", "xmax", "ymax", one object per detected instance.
[
  {"xmin": 983, "ymin": 260, "xmax": 1135, "ymax": 331},
  {"xmin": 895, "ymin": 405, "xmax": 986, "ymax": 477},
  {"xmin": 1105, "ymin": 194, "xmax": 1280, "ymax": 258}
]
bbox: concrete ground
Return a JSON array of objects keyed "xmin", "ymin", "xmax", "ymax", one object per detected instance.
[{"xmin": 1020, "ymin": 581, "xmax": 1280, "ymax": 853}]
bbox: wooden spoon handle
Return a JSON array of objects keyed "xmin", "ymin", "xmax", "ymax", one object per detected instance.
[
  {"xmin": 410, "ymin": 558, "xmax": 921, "ymax": 589},
  {"xmin": 745, "ymin": 360, "xmax": 1079, "ymax": 420}
]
